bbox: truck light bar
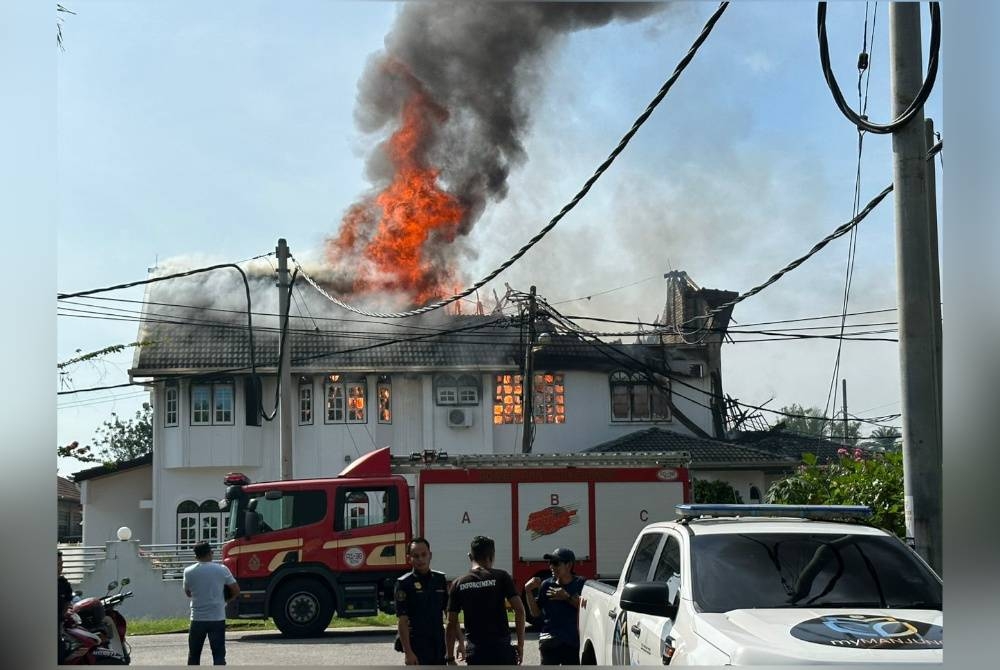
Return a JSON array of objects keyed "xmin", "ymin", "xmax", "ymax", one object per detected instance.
[{"xmin": 674, "ymin": 504, "xmax": 872, "ymax": 521}]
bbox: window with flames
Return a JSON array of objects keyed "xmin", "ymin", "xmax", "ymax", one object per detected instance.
[{"xmin": 493, "ymin": 372, "xmax": 566, "ymax": 425}]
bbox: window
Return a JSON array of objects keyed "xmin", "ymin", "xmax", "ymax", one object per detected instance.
[
  {"xmin": 325, "ymin": 375, "xmax": 367, "ymax": 423},
  {"xmin": 609, "ymin": 371, "xmax": 671, "ymax": 422},
  {"xmin": 625, "ymin": 532, "xmax": 663, "ymax": 584},
  {"xmin": 191, "ymin": 381, "xmax": 235, "ymax": 425},
  {"xmin": 335, "ymin": 487, "xmax": 399, "ymax": 531},
  {"xmin": 435, "ymin": 374, "xmax": 480, "ymax": 406},
  {"xmin": 191, "ymin": 385, "xmax": 211, "ymax": 425},
  {"xmin": 690, "ymin": 533, "xmax": 942, "ymax": 614},
  {"xmin": 249, "ymin": 490, "xmax": 327, "ymax": 534},
  {"xmin": 177, "ymin": 500, "xmax": 199, "ymax": 545},
  {"xmin": 213, "ymin": 384, "xmax": 234, "ymax": 424},
  {"xmin": 299, "ymin": 378, "xmax": 314, "ymax": 425},
  {"xmin": 377, "ymin": 376, "xmax": 391, "ymax": 424},
  {"xmin": 178, "ymin": 499, "xmax": 227, "ymax": 545},
  {"xmin": 164, "ymin": 384, "xmax": 178, "ymax": 427},
  {"xmin": 493, "ymin": 372, "xmax": 565, "ymax": 425}
]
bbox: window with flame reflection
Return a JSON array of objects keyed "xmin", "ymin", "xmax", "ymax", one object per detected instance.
[
  {"xmin": 324, "ymin": 375, "xmax": 368, "ymax": 424},
  {"xmin": 377, "ymin": 376, "xmax": 391, "ymax": 424},
  {"xmin": 493, "ymin": 372, "xmax": 565, "ymax": 425},
  {"xmin": 609, "ymin": 371, "xmax": 671, "ymax": 422}
]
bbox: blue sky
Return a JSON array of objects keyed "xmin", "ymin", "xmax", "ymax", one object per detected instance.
[{"xmin": 55, "ymin": 1, "xmax": 943, "ymax": 476}]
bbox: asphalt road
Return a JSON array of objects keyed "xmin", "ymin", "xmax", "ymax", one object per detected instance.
[{"xmin": 128, "ymin": 628, "xmax": 543, "ymax": 666}]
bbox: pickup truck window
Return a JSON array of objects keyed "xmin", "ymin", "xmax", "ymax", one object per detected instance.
[
  {"xmin": 690, "ymin": 533, "xmax": 942, "ymax": 613},
  {"xmin": 625, "ymin": 533, "xmax": 663, "ymax": 583},
  {"xmin": 652, "ymin": 534, "xmax": 681, "ymax": 583}
]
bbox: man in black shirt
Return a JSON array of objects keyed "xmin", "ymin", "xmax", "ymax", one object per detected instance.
[
  {"xmin": 446, "ymin": 535, "xmax": 525, "ymax": 665},
  {"xmin": 394, "ymin": 537, "xmax": 450, "ymax": 665}
]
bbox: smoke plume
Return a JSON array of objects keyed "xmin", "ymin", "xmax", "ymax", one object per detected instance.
[{"xmin": 326, "ymin": 1, "xmax": 666, "ymax": 309}]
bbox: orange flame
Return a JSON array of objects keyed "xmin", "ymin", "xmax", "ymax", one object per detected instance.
[{"xmin": 327, "ymin": 62, "xmax": 466, "ymax": 307}]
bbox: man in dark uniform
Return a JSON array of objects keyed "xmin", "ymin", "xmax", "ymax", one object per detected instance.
[
  {"xmin": 394, "ymin": 537, "xmax": 450, "ymax": 665},
  {"xmin": 446, "ymin": 535, "xmax": 526, "ymax": 665}
]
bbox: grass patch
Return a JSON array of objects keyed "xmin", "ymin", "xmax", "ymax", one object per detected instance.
[{"xmin": 129, "ymin": 612, "xmax": 397, "ymax": 636}]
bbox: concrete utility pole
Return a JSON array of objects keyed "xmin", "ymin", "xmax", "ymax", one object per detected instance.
[
  {"xmin": 521, "ymin": 285, "xmax": 537, "ymax": 454},
  {"xmin": 890, "ymin": 4, "xmax": 942, "ymax": 572},
  {"xmin": 842, "ymin": 379, "xmax": 849, "ymax": 444},
  {"xmin": 276, "ymin": 239, "xmax": 294, "ymax": 480}
]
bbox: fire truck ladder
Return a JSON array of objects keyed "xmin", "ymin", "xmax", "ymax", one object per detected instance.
[{"xmin": 389, "ymin": 450, "xmax": 691, "ymax": 473}]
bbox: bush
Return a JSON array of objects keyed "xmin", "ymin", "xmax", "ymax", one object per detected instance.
[
  {"xmin": 765, "ymin": 450, "xmax": 905, "ymax": 536},
  {"xmin": 693, "ymin": 478, "xmax": 743, "ymax": 504}
]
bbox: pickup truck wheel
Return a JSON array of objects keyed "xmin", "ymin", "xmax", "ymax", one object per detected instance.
[
  {"xmin": 272, "ymin": 578, "xmax": 335, "ymax": 638},
  {"xmin": 580, "ymin": 642, "xmax": 597, "ymax": 665}
]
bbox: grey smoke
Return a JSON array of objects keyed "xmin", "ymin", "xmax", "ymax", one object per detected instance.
[{"xmin": 340, "ymin": 1, "xmax": 668, "ymax": 254}]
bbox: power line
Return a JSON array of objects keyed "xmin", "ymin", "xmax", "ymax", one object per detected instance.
[{"xmin": 292, "ymin": 3, "xmax": 731, "ymax": 319}]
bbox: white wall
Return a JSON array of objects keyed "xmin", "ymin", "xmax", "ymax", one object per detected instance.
[
  {"xmin": 81, "ymin": 466, "xmax": 152, "ymax": 545},
  {"xmin": 70, "ymin": 540, "xmax": 191, "ymax": 620}
]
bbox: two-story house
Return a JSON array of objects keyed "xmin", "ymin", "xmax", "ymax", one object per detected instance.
[{"xmin": 82, "ymin": 271, "xmax": 750, "ymax": 546}]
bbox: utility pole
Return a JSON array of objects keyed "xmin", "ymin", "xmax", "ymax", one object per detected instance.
[
  {"xmin": 521, "ymin": 286, "xmax": 537, "ymax": 454},
  {"xmin": 276, "ymin": 238, "xmax": 294, "ymax": 480},
  {"xmin": 841, "ymin": 379, "xmax": 849, "ymax": 444},
  {"xmin": 890, "ymin": 4, "xmax": 942, "ymax": 572}
]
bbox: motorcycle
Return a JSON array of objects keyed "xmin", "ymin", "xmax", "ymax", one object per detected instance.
[{"xmin": 60, "ymin": 578, "xmax": 133, "ymax": 665}]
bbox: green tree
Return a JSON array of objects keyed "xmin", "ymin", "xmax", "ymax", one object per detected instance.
[
  {"xmin": 765, "ymin": 450, "xmax": 905, "ymax": 536},
  {"xmin": 868, "ymin": 426, "xmax": 902, "ymax": 451},
  {"xmin": 59, "ymin": 403, "xmax": 153, "ymax": 465},
  {"xmin": 693, "ymin": 478, "xmax": 743, "ymax": 504},
  {"xmin": 775, "ymin": 404, "xmax": 862, "ymax": 442}
]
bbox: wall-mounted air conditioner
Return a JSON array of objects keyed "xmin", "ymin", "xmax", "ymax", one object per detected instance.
[{"xmin": 447, "ymin": 408, "xmax": 474, "ymax": 428}]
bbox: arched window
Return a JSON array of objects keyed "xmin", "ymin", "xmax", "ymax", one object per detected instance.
[
  {"xmin": 346, "ymin": 491, "xmax": 370, "ymax": 529},
  {"xmin": 177, "ymin": 500, "xmax": 199, "ymax": 545},
  {"xmin": 609, "ymin": 370, "xmax": 671, "ymax": 422},
  {"xmin": 199, "ymin": 500, "xmax": 221, "ymax": 544}
]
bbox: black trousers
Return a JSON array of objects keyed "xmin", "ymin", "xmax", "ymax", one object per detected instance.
[
  {"xmin": 465, "ymin": 638, "xmax": 518, "ymax": 665},
  {"xmin": 411, "ymin": 634, "xmax": 446, "ymax": 665},
  {"xmin": 539, "ymin": 637, "xmax": 579, "ymax": 665},
  {"xmin": 188, "ymin": 619, "xmax": 226, "ymax": 665}
]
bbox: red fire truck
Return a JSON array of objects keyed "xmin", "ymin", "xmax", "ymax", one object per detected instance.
[{"xmin": 221, "ymin": 447, "xmax": 690, "ymax": 636}]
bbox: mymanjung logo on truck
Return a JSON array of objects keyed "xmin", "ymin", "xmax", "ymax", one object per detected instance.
[{"xmin": 790, "ymin": 614, "xmax": 943, "ymax": 648}]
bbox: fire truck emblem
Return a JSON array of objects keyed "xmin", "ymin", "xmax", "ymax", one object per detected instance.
[
  {"xmin": 248, "ymin": 554, "xmax": 261, "ymax": 571},
  {"xmin": 526, "ymin": 505, "xmax": 578, "ymax": 540},
  {"xmin": 344, "ymin": 547, "xmax": 365, "ymax": 568}
]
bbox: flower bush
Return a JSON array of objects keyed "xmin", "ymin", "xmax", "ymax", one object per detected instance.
[{"xmin": 765, "ymin": 450, "xmax": 905, "ymax": 537}]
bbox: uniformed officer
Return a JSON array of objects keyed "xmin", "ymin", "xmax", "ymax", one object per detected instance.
[
  {"xmin": 394, "ymin": 537, "xmax": 450, "ymax": 665},
  {"xmin": 446, "ymin": 535, "xmax": 526, "ymax": 665}
]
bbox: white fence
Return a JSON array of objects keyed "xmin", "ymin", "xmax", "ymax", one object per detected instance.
[{"xmin": 58, "ymin": 540, "xmax": 223, "ymax": 620}]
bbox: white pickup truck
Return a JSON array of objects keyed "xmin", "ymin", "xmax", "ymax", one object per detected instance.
[{"xmin": 578, "ymin": 504, "xmax": 943, "ymax": 665}]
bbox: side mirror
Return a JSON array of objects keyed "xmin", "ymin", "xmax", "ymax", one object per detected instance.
[
  {"xmin": 120, "ymin": 578, "xmax": 130, "ymax": 587},
  {"xmin": 264, "ymin": 490, "xmax": 283, "ymax": 501},
  {"xmin": 245, "ymin": 510, "xmax": 260, "ymax": 537},
  {"xmin": 620, "ymin": 582, "xmax": 679, "ymax": 620},
  {"xmin": 106, "ymin": 581, "xmax": 118, "ymax": 592}
]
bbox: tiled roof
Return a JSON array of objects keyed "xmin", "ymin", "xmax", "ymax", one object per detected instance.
[
  {"xmin": 131, "ymin": 315, "xmax": 687, "ymax": 376},
  {"xmin": 71, "ymin": 453, "xmax": 153, "ymax": 482},
  {"xmin": 586, "ymin": 427, "xmax": 797, "ymax": 468},
  {"xmin": 732, "ymin": 430, "xmax": 875, "ymax": 463},
  {"xmin": 57, "ymin": 476, "xmax": 80, "ymax": 501}
]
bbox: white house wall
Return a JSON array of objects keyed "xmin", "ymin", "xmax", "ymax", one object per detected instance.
[{"xmin": 81, "ymin": 465, "xmax": 152, "ymax": 545}]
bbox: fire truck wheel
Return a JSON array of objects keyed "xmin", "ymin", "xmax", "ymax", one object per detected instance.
[{"xmin": 272, "ymin": 578, "xmax": 335, "ymax": 638}]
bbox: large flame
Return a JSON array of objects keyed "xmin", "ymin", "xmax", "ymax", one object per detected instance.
[{"xmin": 327, "ymin": 62, "xmax": 466, "ymax": 308}]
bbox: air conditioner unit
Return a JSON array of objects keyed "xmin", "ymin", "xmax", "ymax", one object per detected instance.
[
  {"xmin": 447, "ymin": 408, "xmax": 474, "ymax": 428},
  {"xmin": 688, "ymin": 363, "xmax": 705, "ymax": 378}
]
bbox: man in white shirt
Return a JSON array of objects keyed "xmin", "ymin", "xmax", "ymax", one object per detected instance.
[{"xmin": 183, "ymin": 541, "xmax": 239, "ymax": 665}]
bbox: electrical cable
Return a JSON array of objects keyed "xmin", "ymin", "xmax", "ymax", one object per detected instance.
[
  {"xmin": 818, "ymin": 2, "xmax": 940, "ymax": 134},
  {"xmin": 292, "ymin": 2, "xmax": 731, "ymax": 319}
]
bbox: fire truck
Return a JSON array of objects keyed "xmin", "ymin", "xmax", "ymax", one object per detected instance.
[{"xmin": 220, "ymin": 447, "xmax": 690, "ymax": 637}]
